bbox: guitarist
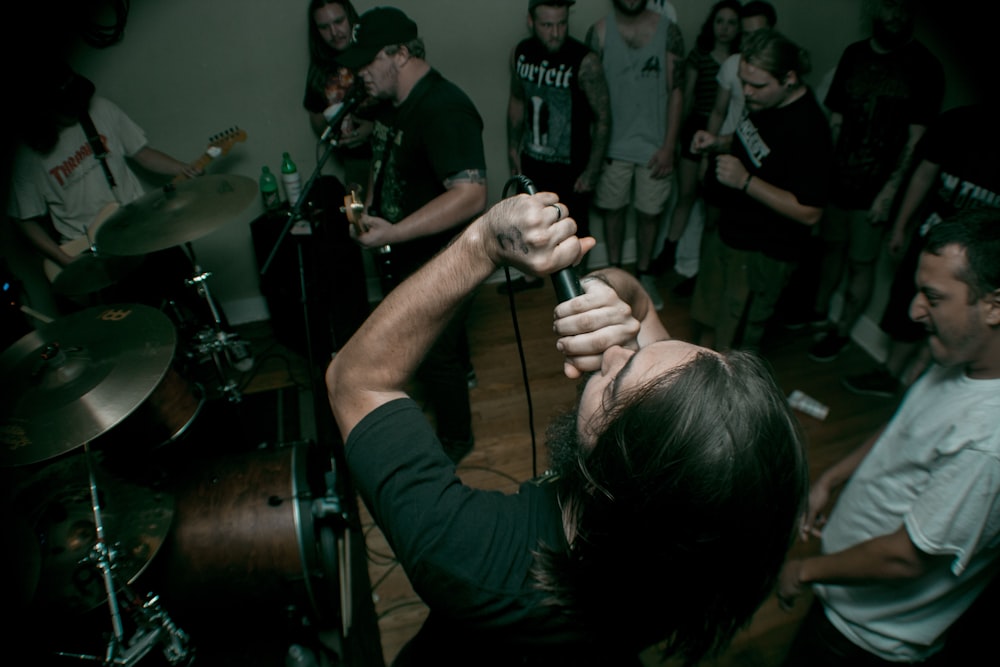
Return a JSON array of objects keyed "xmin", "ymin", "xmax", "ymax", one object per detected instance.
[
  {"xmin": 6, "ymin": 64, "xmax": 202, "ymax": 314},
  {"xmin": 337, "ymin": 7, "xmax": 487, "ymax": 464}
]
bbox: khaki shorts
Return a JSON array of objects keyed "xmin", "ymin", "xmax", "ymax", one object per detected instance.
[{"xmin": 594, "ymin": 159, "xmax": 673, "ymax": 215}]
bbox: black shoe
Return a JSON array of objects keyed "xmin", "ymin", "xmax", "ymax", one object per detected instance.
[
  {"xmin": 496, "ymin": 276, "xmax": 543, "ymax": 295},
  {"xmin": 808, "ymin": 333, "xmax": 849, "ymax": 362},
  {"xmin": 784, "ymin": 309, "xmax": 829, "ymax": 331}
]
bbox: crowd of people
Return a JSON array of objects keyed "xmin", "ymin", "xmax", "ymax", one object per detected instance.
[{"xmin": 4, "ymin": 1, "xmax": 997, "ymax": 666}]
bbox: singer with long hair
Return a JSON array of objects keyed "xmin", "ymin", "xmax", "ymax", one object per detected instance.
[{"xmin": 326, "ymin": 191, "xmax": 810, "ymax": 666}]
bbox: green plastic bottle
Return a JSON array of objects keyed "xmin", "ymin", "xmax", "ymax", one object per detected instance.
[
  {"xmin": 259, "ymin": 165, "xmax": 280, "ymax": 211},
  {"xmin": 280, "ymin": 152, "xmax": 303, "ymax": 206}
]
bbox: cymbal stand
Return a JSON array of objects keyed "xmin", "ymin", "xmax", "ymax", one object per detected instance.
[
  {"xmin": 55, "ymin": 442, "xmax": 191, "ymax": 666},
  {"xmin": 182, "ymin": 243, "xmax": 251, "ymax": 403}
]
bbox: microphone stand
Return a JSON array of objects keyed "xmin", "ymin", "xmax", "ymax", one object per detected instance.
[{"xmin": 260, "ymin": 135, "xmax": 341, "ymax": 448}]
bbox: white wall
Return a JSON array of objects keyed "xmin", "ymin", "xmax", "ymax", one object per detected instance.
[{"xmin": 57, "ymin": 0, "xmax": 978, "ymax": 328}]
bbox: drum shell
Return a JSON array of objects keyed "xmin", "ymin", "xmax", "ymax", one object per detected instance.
[{"xmin": 161, "ymin": 443, "xmax": 341, "ymax": 624}]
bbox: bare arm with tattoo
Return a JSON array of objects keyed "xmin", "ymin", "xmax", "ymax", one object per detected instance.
[
  {"xmin": 575, "ymin": 51, "xmax": 611, "ymax": 192},
  {"xmin": 352, "ymin": 169, "xmax": 488, "ymax": 249},
  {"xmin": 328, "ymin": 193, "xmax": 593, "ymax": 439},
  {"xmin": 648, "ymin": 20, "xmax": 685, "ymax": 179},
  {"xmin": 507, "ymin": 47, "xmax": 526, "ymax": 176}
]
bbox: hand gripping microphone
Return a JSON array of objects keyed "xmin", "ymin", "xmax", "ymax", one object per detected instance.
[
  {"xmin": 320, "ymin": 87, "xmax": 367, "ymax": 143},
  {"xmin": 516, "ymin": 176, "xmax": 584, "ymax": 303}
]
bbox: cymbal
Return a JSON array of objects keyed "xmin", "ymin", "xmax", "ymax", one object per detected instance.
[
  {"xmin": 0, "ymin": 304, "xmax": 177, "ymax": 467},
  {"xmin": 51, "ymin": 250, "xmax": 145, "ymax": 297},
  {"xmin": 95, "ymin": 174, "xmax": 257, "ymax": 256},
  {"xmin": 15, "ymin": 452, "xmax": 175, "ymax": 614}
]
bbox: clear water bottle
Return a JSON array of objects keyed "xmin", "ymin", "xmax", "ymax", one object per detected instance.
[
  {"xmin": 281, "ymin": 152, "xmax": 303, "ymax": 207},
  {"xmin": 259, "ymin": 165, "xmax": 280, "ymax": 212}
]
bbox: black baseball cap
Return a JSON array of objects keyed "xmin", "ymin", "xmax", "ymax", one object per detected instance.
[{"xmin": 336, "ymin": 7, "xmax": 419, "ymax": 70}]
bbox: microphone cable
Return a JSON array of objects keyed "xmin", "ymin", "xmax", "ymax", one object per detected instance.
[{"xmin": 499, "ymin": 174, "xmax": 544, "ymax": 478}]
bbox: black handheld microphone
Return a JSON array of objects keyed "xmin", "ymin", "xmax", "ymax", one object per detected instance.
[
  {"xmin": 517, "ymin": 176, "xmax": 584, "ymax": 303},
  {"xmin": 320, "ymin": 88, "xmax": 367, "ymax": 143}
]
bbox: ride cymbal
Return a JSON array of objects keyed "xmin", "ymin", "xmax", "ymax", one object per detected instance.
[
  {"xmin": 95, "ymin": 174, "xmax": 257, "ymax": 256},
  {"xmin": 0, "ymin": 304, "xmax": 176, "ymax": 467}
]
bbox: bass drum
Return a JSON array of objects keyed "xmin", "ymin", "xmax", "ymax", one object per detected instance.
[{"xmin": 161, "ymin": 442, "xmax": 347, "ymax": 628}]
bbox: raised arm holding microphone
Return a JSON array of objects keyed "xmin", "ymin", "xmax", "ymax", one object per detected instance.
[{"xmin": 326, "ymin": 189, "xmax": 810, "ymax": 665}]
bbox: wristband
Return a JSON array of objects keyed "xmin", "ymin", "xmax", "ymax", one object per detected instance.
[{"xmin": 742, "ymin": 174, "xmax": 753, "ymax": 192}]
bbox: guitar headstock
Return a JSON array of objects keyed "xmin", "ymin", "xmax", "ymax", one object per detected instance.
[{"xmin": 204, "ymin": 126, "xmax": 248, "ymax": 158}]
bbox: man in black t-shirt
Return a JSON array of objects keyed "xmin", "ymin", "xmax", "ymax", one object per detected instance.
[
  {"xmin": 337, "ymin": 6, "xmax": 487, "ymax": 463},
  {"xmin": 501, "ymin": 0, "xmax": 610, "ymax": 293},
  {"xmin": 689, "ymin": 29, "xmax": 831, "ymax": 352}
]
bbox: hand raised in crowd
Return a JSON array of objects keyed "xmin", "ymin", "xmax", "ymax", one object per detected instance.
[{"xmin": 714, "ymin": 154, "xmax": 750, "ymax": 191}]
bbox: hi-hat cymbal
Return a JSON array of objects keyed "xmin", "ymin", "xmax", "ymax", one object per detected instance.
[
  {"xmin": 95, "ymin": 174, "xmax": 257, "ymax": 256},
  {"xmin": 0, "ymin": 304, "xmax": 177, "ymax": 467},
  {"xmin": 15, "ymin": 452, "xmax": 175, "ymax": 614}
]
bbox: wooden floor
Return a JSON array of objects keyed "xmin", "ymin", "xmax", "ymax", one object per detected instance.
[{"xmin": 234, "ymin": 268, "xmax": 903, "ymax": 667}]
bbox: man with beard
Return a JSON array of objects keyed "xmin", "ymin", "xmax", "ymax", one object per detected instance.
[
  {"xmin": 326, "ymin": 191, "xmax": 810, "ymax": 665},
  {"xmin": 500, "ymin": 0, "xmax": 610, "ymax": 293},
  {"xmin": 303, "ymin": 0, "xmax": 372, "ymax": 191},
  {"xmin": 778, "ymin": 208, "xmax": 1000, "ymax": 666},
  {"xmin": 807, "ymin": 0, "xmax": 944, "ymax": 362},
  {"xmin": 586, "ymin": 0, "xmax": 685, "ymax": 311},
  {"xmin": 336, "ymin": 6, "xmax": 487, "ymax": 463},
  {"xmin": 688, "ymin": 29, "xmax": 832, "ymax": 351}
]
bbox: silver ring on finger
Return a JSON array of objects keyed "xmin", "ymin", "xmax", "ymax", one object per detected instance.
[{"xmin": 549, "ymin": 203, "xmax": 563, "ymax": 221}]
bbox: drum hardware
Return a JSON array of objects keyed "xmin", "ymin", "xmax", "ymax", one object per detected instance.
[
  {"xmin": 33, "ymin": 443, "xmax": 190, "ymax": 666},
  {"xmin": 181, "ymin": 263, "xmax": 252, "ymax": 404}
]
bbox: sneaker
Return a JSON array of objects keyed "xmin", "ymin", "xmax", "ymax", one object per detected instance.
[
  {"xmin": 784, "ymin": 309, "xmax": 829, "ymax": 331},
  {"xmin": 808, "ymin": 333, "xmax": 849, "ymax": 362},
  {"xmin": 496, "ymin": 276, "xmax": 544, "ymax": 295},
  {"xmin": 639, "ymin": 273, "xmax": 664, "ymax": 311},
  {"xmin": 842, "ymin": 368, "xmax": 901, "ymax": 398}
]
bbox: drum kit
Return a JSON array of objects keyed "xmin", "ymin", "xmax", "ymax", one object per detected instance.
[
  {"xmin": 49, "ymin": 174, "xmax": 259, "ymax": 403},
  {"xmin": 1, "ymin": 177, "xmax": 356, "ymax": 665}
]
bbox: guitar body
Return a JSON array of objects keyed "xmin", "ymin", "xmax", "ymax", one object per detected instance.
[
  {"xmin": 42, "ymin": 202, "xmax": 120, "ymax": 285},
  {"xmin": 341, "ymin": 190, "xmax": 396, "ymax": 292},
  {"xmin": 42, "ymin": 127, "xmax": 247, "ymax": 290}
]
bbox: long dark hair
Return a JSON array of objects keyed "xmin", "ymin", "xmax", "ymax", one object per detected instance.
[
  {"xmin": 534, "ymin": 350, "xmax": 809, "ymax": 665},
  {"xmin": 695, "ymin": 0, "xmax": 743, "ymax": 54},
  {"xmin": 306, "ymin": 0, "xmax": 360, "ymax": 94}
]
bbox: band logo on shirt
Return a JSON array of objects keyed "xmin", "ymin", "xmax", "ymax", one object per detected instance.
[
  {"xmin": 49, "ymin": 135, "xmax": 109, "ymax": 187},
  {"xmin": 516, "ymin": 55, "xmax": 575, "ymax": 89}
]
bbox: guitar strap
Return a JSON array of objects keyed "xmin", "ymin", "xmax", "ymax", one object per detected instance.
[{"xmin": 77, "ymin": 111, "xmax": 118, "ymax": 192}]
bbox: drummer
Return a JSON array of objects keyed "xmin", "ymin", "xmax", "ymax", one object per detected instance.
[{"xmin": 6, "ymin": 63, "xmax": 203, "ymax": 316}]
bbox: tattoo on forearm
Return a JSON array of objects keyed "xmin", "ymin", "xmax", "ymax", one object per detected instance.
[
  {"xmin": 496, "ymin": 228, "xmax": 530, "ymax": 255},
  {"xmin": 444, "ymin": 169, "xmax": 487, "ymax": 188}
]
